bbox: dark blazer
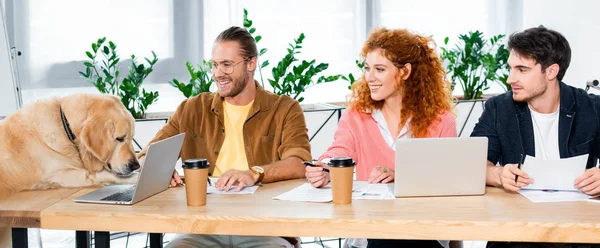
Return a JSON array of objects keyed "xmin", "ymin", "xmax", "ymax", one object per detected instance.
[{"xmin": 471, "ymin": 82, "xmax": 600, "ymax": 168}]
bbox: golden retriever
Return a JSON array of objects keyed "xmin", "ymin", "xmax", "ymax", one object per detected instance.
[
  {"xmin": 0, "ymin": 93, "xmax": 140, "ymax": 198},
  {"xmin": 0, "ymin": 93, "xmax": 141, "ymax": 247}
]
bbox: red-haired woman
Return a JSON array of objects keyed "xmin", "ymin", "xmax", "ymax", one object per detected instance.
[{"xmin": 306, "ymin": 28, "xmax": 458, "ymax": 248}]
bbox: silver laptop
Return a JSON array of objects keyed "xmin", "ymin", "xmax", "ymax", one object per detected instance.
[
  {"xmin": 74, "ymin": 133, "xmax": 185, "ymax": 205},
  {"xmin": 394, "ymin": 137, "xmax": 488, "ymax": 197}
]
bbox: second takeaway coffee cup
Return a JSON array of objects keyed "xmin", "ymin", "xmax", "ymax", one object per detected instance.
[
  {"xmin": 328, "ymin": 157, "xmax": 355, "ymax": 204},
  {"xmin": 182, "ymin": 158, "xmax": 210, "ymax": 206}
]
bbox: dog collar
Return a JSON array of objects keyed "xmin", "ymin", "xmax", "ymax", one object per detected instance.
[{"xmin": 60, "ymin": 106, "xmax": 76, "ymax": 143}]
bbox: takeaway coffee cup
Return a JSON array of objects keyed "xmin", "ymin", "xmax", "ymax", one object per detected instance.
[
  {"xmin": 328, "ymin": 157, "xmax": 355, "ymax": 204},
  {"xmin": 182, "ymin": 158, "xmax": 210, "ymax": 206}
]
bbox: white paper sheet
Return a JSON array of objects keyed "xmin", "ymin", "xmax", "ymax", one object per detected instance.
[
  {"xmin": 272, "ymin": 181, "xmax": 395, "ymax": 202},
  {"xmin": 205, "ymin": 177, "xmax": 259, "ymax": 194},
  {"xmin": 521, "ymin": 154, "xmax": 588, "ymax": 191},
  {"xmin": 518, "ymin": 189, "xmax": 591, "ymax": 203},
  {"xmin": 272, "ymin": 182, "xmax": 333, "ymax": 202}
]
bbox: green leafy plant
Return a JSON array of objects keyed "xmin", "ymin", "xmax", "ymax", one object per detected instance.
[
  {"xmin": 342, "ymin": 60, "xmax": 365, "ymax": 90},
  {"xmin": 79, "ymin": 37, "xmax": 159, "ymax": 119},
  {"xmin": 119, "ymin": 54, "xmax": 159, "ymax": 119},
  {"xmin": 440, "ymin": 31, "xmax": 510, "ymax": 100},
  {"xmin": 169, "ymin": 61, "xmax": 214, "ymax": 98},
  {"xmin": 244, "ymin": 8, "xmax": 343, "ymax": 102},
  {"xmin": 267, "ymin": 33, "xmax": 343, "ymax": 102}
]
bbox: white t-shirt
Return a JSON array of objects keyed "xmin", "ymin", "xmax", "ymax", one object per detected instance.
[{"xmin": 529, "ymin": 106, "xmax": 560, "ymax": 160}]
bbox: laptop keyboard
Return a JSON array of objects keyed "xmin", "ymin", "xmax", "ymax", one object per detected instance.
[{"xmin": 101, "ymin": 186, "xmax": 136, "ymax": 202}]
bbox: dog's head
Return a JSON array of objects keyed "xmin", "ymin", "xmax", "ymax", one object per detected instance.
[{"xmin": 77, "ymin": 95, "xmax": 140, "ymax": 177}]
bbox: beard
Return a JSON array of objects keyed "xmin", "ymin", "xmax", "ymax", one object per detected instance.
[
  {"xmin": 512, "ymin": 79, "xmax": 547, "ymax": 103},
  {"xmin": 216, "ymin": 70, "xmax": 250, "ymax": 98}
]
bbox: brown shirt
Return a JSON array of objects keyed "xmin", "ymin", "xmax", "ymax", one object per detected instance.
[{"xmin": 138, "ymin": 83, "xmax": 312, "ymax": 176}]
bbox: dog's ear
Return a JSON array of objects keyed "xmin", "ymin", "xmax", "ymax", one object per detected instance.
[{"xmin": 79, "ymin": 118, "xmax": 115, "ymax": 163}]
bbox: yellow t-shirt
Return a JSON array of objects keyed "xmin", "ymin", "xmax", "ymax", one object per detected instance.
[{"xmin": 213, "ymin": 100, "xmax": 254, "ymax": 176}]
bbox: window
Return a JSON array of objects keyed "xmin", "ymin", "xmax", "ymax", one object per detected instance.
[{"xmin": 10, "ymin": 0, "xmax": 193, "ymax": 112}]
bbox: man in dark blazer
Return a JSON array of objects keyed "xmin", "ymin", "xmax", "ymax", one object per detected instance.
[{"xmin": 471, "ymin": 26, "xmax": 600, "ymax": 248}]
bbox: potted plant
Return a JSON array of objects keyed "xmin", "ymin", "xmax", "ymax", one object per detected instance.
[
  {"xmin": 266, "ymin": 32, "xmax": 343, "ymax": 103},
  {"xmin": 440, "ymin": 31, "xmax": 510, "ymax": 136},
  {"xmin": 243, "ymin": 9, "xmax": 343, "ymax": 104},
  {"xmin": 440, "ymin": 30, "xmax": 510, "ymax": 99},
  {"xmin": 79, "ymin": 37, "xmax": 159, "ymax": 119}
]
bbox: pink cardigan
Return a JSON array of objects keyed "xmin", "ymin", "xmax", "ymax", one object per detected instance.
[{"xmin": 319, "ymin": 109, "xmax": 457, "ymax": 181}]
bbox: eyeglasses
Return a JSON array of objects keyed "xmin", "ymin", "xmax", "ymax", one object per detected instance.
[{"xmin": 210, "ymin": 58, "xmax": 250, "ymax": 74}]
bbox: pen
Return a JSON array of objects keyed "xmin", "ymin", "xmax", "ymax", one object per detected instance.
[
  {"xmin": 514, "ymin": 153, "xmax": 523, "ymax": 183},
  {"xmin": 303, "ymin": 161, "xmax": 330, "ymax": 173},
  {"xmin": 362, "ymin": 193, "xmax": 381, "ymax": 196}
]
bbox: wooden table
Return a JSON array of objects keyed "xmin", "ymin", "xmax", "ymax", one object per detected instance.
[
  {"xmin": 39, "ymin": 179, "xmax": 600, "ymax": 247},
  {"xmin": 0, "ymin": 188, "xmax": 80, "ymax": 247}
]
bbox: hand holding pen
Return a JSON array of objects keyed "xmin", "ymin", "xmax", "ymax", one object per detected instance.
[
  {"xmin": 500, "ymin": 153, "xmax": 533, "ymax": 192},
  {"xmin": 303, "ymin": 161, "xmax": 330, "ymax": 173},
  {"xmin": 304, "ymin": 160, "xmax": 330, "ymax": 188}
]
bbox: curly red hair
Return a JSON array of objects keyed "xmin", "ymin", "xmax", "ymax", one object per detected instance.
[{"xmin": 350, "ymin": 28, "xmax": 453, "ymax": 138}]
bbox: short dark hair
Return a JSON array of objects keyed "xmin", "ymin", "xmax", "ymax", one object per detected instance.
[
  {"xmin": 508, "ymin": 25, "xmax": 571, "ymax": 81},
  {"xmin": 214, "ymin": 26, "xmax": 258, "ymax": 59}
]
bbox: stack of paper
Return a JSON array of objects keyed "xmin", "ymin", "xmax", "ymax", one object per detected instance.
[{"xmin": 521, "ymin": 154, "xmax": 588, "ymax": 191}]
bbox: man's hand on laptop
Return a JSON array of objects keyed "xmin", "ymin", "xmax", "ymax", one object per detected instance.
[
  {"xmin": 305, "ymin": 161, "xmax": 330, "ymax": 188},
  {"xmin": 170, "ymin": 170, "xmax": 183, "ymax": 187},
  {"xmin": 368, "ymin": 166, "xmax": 394, "ymax": 184},
  {"xmin": 500, "ymin": 164, "xmax": 533, "ymax": 192},
  {"xmin": 216, "ymin": 169, "xmax": 256, "ymax": 192},
  {"xmin": 574, "ymin": 167, "xmax": 600, "ymax": 196}
]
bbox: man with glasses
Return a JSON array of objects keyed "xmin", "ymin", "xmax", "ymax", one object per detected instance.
[{"xmin": 138, "ymin": 26, "xmax": 311, "ymax": 248}]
